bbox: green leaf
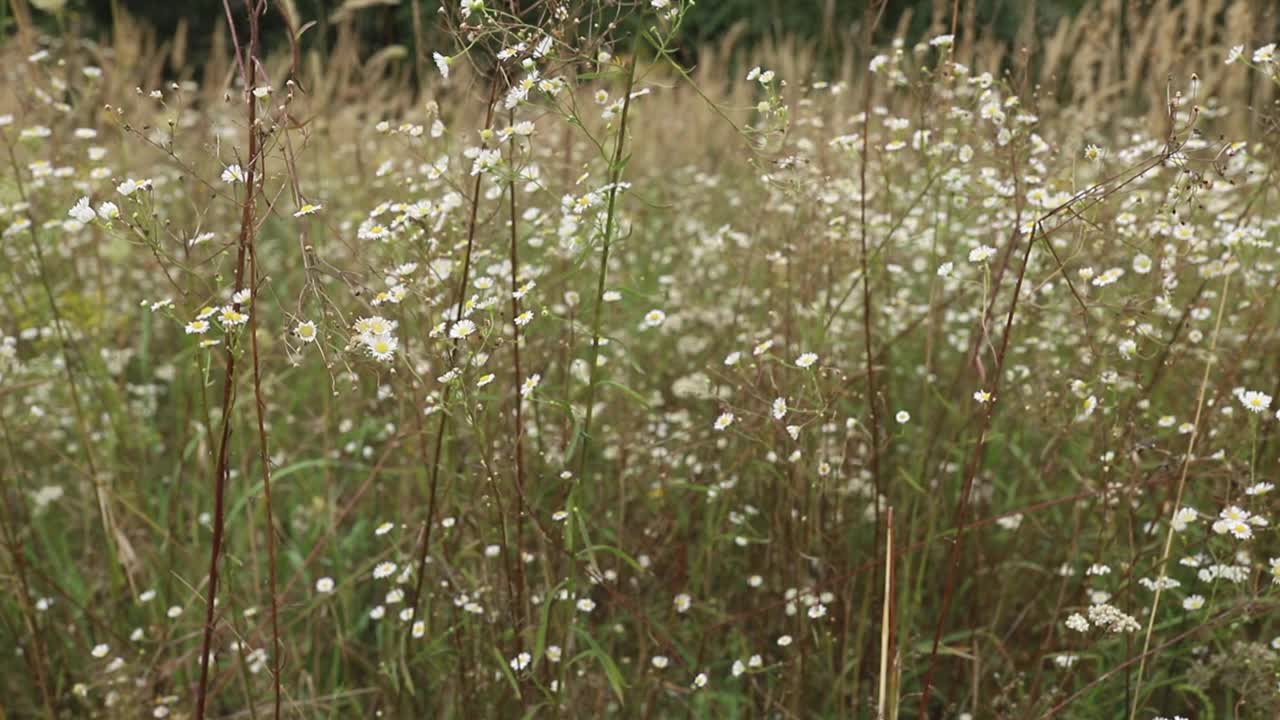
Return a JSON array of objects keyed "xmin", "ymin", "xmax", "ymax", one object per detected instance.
[
  {"xmin": 532, "ymin": 579, "xmax": 565, "ymax": 664},
  {"xmin": 575, "ymin": 544, "xmax": 644, "ymax": 574},
  {"xmin": 225, "ymin": 458, "xmax": 344, "ymax": 520},
  {"xmin": 574, "ymin": 627, "xmax": 627, "ymax": 704},
  {"xmin": 599, "ymin": 379, "xmax": 650, "ymax": 408},
  {"xmin": 1174, "ymin": 684, "xmax": 1214, "ymax": 720},
  {"xmin": 490, "ymin": 645, "xmax": 522, "ymax": 699}
]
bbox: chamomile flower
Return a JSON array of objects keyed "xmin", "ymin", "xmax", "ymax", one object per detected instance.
[
  {"xmin": 1078, "ymin": 395, "xmax": 1098, "ymax": 420},
  {"xmin": 116, "ymin": 178, "xmax": 152, "ymax": 195},
  {"xmin": 295, "ymin": 321, "xmax": 318, "ymax": 343},
  {"xmin": 1212, "ymin": 507, "xmax": 1253, "ymax": 538},
  {"xmin": 1091, "ymin": 267, "xmax": 1124, "ymax": 286},
  {"xmin": 221, "ymin": 164, "xmax": 245, "ymax": 184},
  {"xmin": 520, "ymin": 373, "xmax": 541, "ymax": 397},
  {"xmin": 1239, "ymin": 390, "xmax": 1272, "ymax": 414},
  {"xmin": 449, "ymin": 319, "xmax": 477, "ymax": 339},
  {"xmin": 365, "ymin": 335, "xmax": 398, "ymax": 362},
  {"xmin": 968, "ymin": 245, "xmax": 997, "ymax": 263},
  {"xmin": 68, "ymin": 197, "xmax": 96, "ymax": 224},
  {"xmin": 1054, "ymin": 654, "xmax": 1079, "ymax": 669},
  {"xmin": 218, "ymin": 307, "xmax": 249, "ymax": 328},
  {"xmin": 19, "ymin": 125, "xmax": 51, "ymax": 140},
  {"xmin": 1171, "ymin": 507, "xmax": 1198, "ymax": 531},
  {"xmin": 772, "ymin": 397, "xmax": 788, "ymax": 419},
  {"xmin": 642, "ymin": 309, "xmax": 666, "ymax": 328},
  {"xmin": 353, "ymin": 316, "xmax": 396, "ymax": 338},
  {"xmin": 358, "ymin": 222, "xmax": 391, "ymax": 242},
  {"xmin": 433, "ymin": 52, "xmax": 451, "ymax": 79}
]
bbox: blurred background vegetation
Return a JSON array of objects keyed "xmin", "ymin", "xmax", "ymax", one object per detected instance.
[
  {"xmin": 11, "ymin": 0, "xmax": 1104, "ymax": 75},
  {"xmin": 6, "ymin": 0, "xmax": 1279, "ymax": 127}
]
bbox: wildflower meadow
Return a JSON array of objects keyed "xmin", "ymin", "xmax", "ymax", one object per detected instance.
[{"xmin": 2, "ymin": 0, "xmax": 1280, "ymax": 717}]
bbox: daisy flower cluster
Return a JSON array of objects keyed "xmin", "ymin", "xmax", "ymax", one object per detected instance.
[{"xmin": 352, "ymin": 316, "xmax": 399, "ymax": 362}]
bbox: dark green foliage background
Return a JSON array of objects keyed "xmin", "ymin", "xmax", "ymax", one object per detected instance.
[{"xmin": 43, "ymin": 0, "xmax": 1097, "ymax": 70}]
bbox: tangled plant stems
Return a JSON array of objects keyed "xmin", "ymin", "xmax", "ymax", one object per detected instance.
[
  {"xmin": 195, "ymin": 3, "xmax": 277, "ymax": 720},
  {"xmin": 3, "ymin": 0, "xmax": 1280, "ymax": 717}
]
